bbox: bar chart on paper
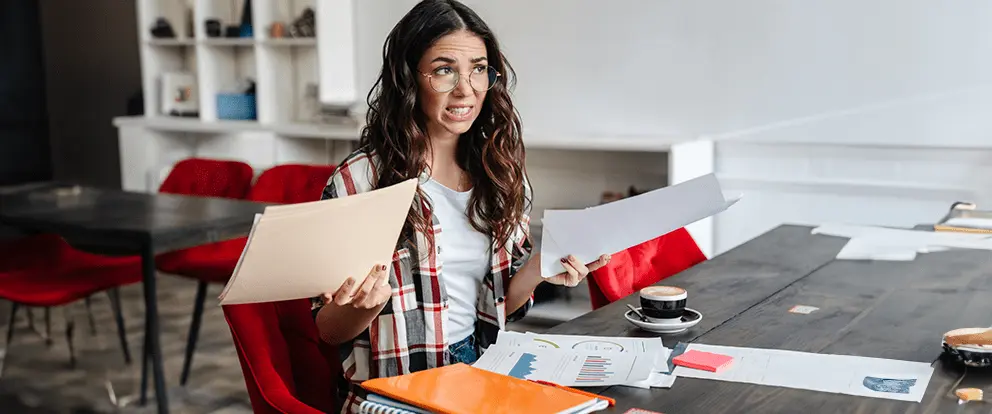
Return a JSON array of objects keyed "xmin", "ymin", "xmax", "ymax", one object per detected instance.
[
  {"xmin": 576, "ymin": 356, "xmax": 615, "ymax": 384},
  {"xmin": 473, "ymin": 348, "xmax": 652, "ymax": 387}
]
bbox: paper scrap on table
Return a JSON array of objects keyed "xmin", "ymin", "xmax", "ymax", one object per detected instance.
[
  {"xmin": 218, "ymin": 179, "xmax": 418, "ymax": 305},
  {"xmin": 672, "ymin": 344, "xmax": 934, "ymax": 402},
  {"xmin": 788, "ymin": 305, "xmax": 819, "ymax": 315},
  {"xmin": 540, "ymin": 173, "xmax": 740, "ymax": 277}
]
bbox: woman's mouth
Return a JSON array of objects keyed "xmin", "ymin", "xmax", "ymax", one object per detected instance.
[{"xmin": 445, "ymin": 105, "xmax": 474, "ymax": 121}]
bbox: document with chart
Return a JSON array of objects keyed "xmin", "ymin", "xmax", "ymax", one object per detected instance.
[{"xmin": 472, "ymin": 346, "xmax": 653, "ymax": 387}]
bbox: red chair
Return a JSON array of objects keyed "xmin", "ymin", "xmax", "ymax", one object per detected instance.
[
  {"xmin": 156, "ymin": 163, "xmax": 335, "ymax": 385},
  {"xmin": 222, "ymin": 299, "xmax": 339, "ymax": 413},
  {"xmin": 587, "ymin": 228, "xmax": 707, "ymax": 310},
  {"xmin": 0, "ymin": 233, "xmax": 140, "ymax": 375},
  {"xmin": 157, "ymin": 158, "xmax": 256, "ymax": 200}
]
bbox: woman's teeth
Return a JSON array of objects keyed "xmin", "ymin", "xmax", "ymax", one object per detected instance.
[{"xmin": 447, "ymin": 107, "xmax": 471, "ymax": 116}]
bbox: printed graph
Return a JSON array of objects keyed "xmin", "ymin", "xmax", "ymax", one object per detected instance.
[
  {"xmin": 575, "ymin": 355, "xmax": 615, "ymax": 384},
  {"xmin": 572, "ymin": 340, "xmax": 624, "ymax": 352},
  {"xmin": 508, "ymin": 352, "xmax": 538, "ymax": 379}
]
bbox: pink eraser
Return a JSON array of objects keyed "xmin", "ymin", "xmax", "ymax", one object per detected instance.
[{"xmin": 672, "ymin": 349, "xmax": 734, "ymax": 373}]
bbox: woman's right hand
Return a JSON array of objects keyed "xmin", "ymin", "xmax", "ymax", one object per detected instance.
[{"xmin": 321, "ymin": 264, "xmax": 391, "ymax": 310}]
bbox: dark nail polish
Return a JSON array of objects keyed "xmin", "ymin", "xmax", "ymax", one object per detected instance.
[{"xmin": 560, "ymin": 257, "xmax": 567, "ymax": 263}]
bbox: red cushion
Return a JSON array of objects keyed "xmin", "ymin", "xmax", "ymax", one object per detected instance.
[
  {"xmin": 0, "ymin": 234, "xmax": 142, "ymax": 306},
  {"xmin": 155, "ymin": 237, "xmax": 247, "ymax": 283},
  {"xmin": 156, "ymin": 164, "xmax": 335, "ymax": 284},
  {"xmin": 248, "ymin": 164, "xmax": 336, "ymax": 204},
  {"xmin": 587, "ymin": 228, "xmax": 707, "ymax": 310},
  {"xmin": 223, "ymin": 299, "xmax": 338, "ymax": 414},
  {"xmin": 158, "ymin": 158, "xmax": 255, "ymax": 199}
]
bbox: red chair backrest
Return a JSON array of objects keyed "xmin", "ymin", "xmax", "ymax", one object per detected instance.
[
  {"xmin": 223, "ymin": 299, "xmax": 339, "ymax": 414},
  {"xmin": 247, "ymin": 164, "xmax": 336, "ymax": 204},
  {"xmin": 158, "ymin": 158, "xmax": 255, "ymax": 199},
  {"xmin": 587, "ymin": 228, "xmax": 707, "ymax": 310}
]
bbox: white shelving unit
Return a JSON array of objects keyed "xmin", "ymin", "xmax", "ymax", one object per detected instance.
[
  {"xmin": 119, "ymin": 0, "xmax": 360, "ymax": 197},
  {"xmin": 134, "ymin": 0, "xmax": 353, "ymax": 124}
]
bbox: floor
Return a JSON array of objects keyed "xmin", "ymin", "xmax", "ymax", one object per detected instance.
[{"xmin": 0, "ymin": 274, "xmax": 591, "ymax": 414}]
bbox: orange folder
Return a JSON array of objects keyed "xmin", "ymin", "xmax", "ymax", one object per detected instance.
[{"xmin": 360, "ymin": 363, "xmax": 615, "ymax": 414}]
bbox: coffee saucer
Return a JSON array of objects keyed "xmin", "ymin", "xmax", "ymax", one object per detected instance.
[{"xmin": 624, "ymin": 307, "xmax": 702, "ymax": 334}]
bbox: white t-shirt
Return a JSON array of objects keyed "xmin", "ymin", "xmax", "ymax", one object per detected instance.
[{"xmin": 422, "ymin": 177, "xmax": 491, "ymax": 343}]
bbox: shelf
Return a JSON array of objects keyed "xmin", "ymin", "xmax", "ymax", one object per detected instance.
[
  {"xmin": 147, "ymin": 38, "xmax": 196, "ymax": 46},
  {"xmin": 199, "ymin": 38, "xmax": 255, "ymax": 47},
  {"xmin": 113, "ymin": 116, "xmax": 362, "ymax": 140},
  {"xmin": 113, "ymin": 116, "xmax": 691, "ymax": 152},
  {"xmin": 259, "ymin": 38, "xmax": 317, "ymax": 47}
]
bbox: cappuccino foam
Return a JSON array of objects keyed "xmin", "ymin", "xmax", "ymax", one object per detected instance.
[{"xmin": 641, "ymin": 286, "xmax": 686, "ymax": 298}]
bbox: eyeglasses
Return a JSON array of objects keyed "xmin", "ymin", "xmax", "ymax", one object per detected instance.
[{"xmin": 420, "ymin": 65, "xmax": 501, "ymax": 93}]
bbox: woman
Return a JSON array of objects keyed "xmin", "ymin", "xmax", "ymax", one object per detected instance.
[{"xmin": 311, "ymin": 1, "xmax": 609, "ymax": 411}]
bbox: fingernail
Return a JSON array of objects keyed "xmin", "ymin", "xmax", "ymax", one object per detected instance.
[
  {"xmin": 380, "ymin": 264, "xmax": 387, "ymax": 271},
  {"xmin": 568, "ymin": 255, "xmax": 576, "ymax": 262},
  {"xmin": 560, "ymin": 257, "xmax": 567, "ymax": 263}
]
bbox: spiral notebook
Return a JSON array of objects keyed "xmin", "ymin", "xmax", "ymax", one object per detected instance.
[{"xmin": 359, "ymin": 394, "xmax": 431, "ymax": 414}]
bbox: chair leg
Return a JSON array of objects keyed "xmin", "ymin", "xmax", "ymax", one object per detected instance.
[
  {"xmin": 44, "ymin": 307, "xmax": 52, "ymax": 346},
  {"xmin": 85, "ymin": 296, "xmax": 97, "ymax": 336},
  {"xmin": 107, "ymin": 288, "xmax": 131, "ymax": 365},
  {"xmin": 1, "ymin": 302, "xmax": 20, "ymax": 378},
  {"xmin": 63, "ymin": 306, "xmax": 76, "ymax": 368},
  {"xmin": 180, "ymin": 281, "xmax": 208, "ymax": 386},
  {"xmin": 26, "ymin": 307, "xmax": 33, "ymax": 332}
]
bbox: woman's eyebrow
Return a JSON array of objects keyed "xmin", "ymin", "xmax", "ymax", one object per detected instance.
[
  {"xmin": 471, "ymin": 57, "xmax": 488, "ymax": 63},
  {"xmin": 430, "ymin": 56, "xmax": 456, "ymax": 64}
]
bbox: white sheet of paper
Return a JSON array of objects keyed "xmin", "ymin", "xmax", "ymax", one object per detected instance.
[
  {"xmin": 472, "ymin": 346, "xmax": 653, "ymax": 387},
  {"xmin": 834, "ymin": 238, "xmax": 919, "ymax": 261},
  {"xmin": 495, "ymin": 332, "xmax": 676, "ymax": 388},
  {"xmin": 540, "ymin": 173, "xmax": 740, "ymax": 277},
  {"xmin": 218, "ymin": 179, "xmax": 418, "ymax": 305},
  {"xmin": 672, "ymin": 344, "xmax": 934, "ymax": 403},
  {"xmin": 813, "ymin": 224, "xmax": 992, "ymax": 248}
]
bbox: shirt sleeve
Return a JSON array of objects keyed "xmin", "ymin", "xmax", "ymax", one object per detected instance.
[{"xmin": 505, "ymin": 189, "xmax": 535, "ymax": 322}]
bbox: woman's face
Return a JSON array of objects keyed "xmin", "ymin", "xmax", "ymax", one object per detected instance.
[{"xmin": 416, "ymin": 30, "xmax": 489, "ymax": 142}]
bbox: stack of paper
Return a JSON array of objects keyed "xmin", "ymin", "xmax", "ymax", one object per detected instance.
[
  {"xmin": 540, "ymin": 174, "xmax": 740, "ymax": 277},
  {"xmin": 812, "ymin": 223, "xmax": 992, "ymax": 262},
  {"xmin": 476, "ymin": 332, "xmax": 676, "ymax": 388},
  {"xmin": 218, "ymin": 179, "xmax": 418, "ymax": 305}
]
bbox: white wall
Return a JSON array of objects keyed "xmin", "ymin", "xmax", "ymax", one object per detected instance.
[{"xmin": 354, "ymin": 0, "xmax": 992, "ymax": 145}]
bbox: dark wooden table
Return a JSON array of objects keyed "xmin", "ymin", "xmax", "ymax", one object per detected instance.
[
  {"xmin": 0, "ymin": 183, "xmax": 268, "ymax": 414},
  {"xmin": 549, "ymin": 224, "xmax": 992, "ymax": 414}
]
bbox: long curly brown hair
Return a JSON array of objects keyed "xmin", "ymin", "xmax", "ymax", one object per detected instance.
[{"xmin": 361, "ymin": 0, "xmax": 531, "ymax": 252}]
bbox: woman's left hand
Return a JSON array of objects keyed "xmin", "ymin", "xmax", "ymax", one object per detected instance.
[{"xmin": 546, "ymin": 254, "xmax": 611, "ymax": 287}]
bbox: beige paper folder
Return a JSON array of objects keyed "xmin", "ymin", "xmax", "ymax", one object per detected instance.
[{"xmin": 219, "ymin": 178, "xmax": 418, "ymax": 305}]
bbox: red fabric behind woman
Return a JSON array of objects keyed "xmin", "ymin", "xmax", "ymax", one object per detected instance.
[{"xmin": 587, "ymin": 228, "xmax": 707, "ymax": 310}]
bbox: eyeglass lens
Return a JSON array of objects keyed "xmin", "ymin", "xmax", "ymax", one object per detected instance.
[{"xmin": 430, "ymin": 67, "xmax": 498, "ymax": 92}]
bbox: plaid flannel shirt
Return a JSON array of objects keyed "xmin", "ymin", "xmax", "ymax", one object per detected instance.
[{"xmin": 311, "ymin": 149, "xmax": 534, "ymax": 414}]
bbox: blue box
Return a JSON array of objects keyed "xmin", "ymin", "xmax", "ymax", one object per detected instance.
[{"xmin": 216, "ymin": 93, "xmax": 257, "ymax": 120}]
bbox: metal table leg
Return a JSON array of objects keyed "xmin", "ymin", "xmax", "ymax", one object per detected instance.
[{"xmin": 138, "ymin": 244, "xmax": 169, "ymax": 414}]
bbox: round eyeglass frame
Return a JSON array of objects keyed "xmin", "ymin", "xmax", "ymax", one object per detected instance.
[{"xmin": 420, "ymin": 66, "xmax": 502, "ymax": 93}]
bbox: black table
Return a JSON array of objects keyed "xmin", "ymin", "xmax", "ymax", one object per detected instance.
[
  {"xmin": 0, "ymin": 183, "xmax": 268, "ymax": 414},
  {"xmin": 549, "ymin": 224, "xmax": 992, "ymax": 413}
]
